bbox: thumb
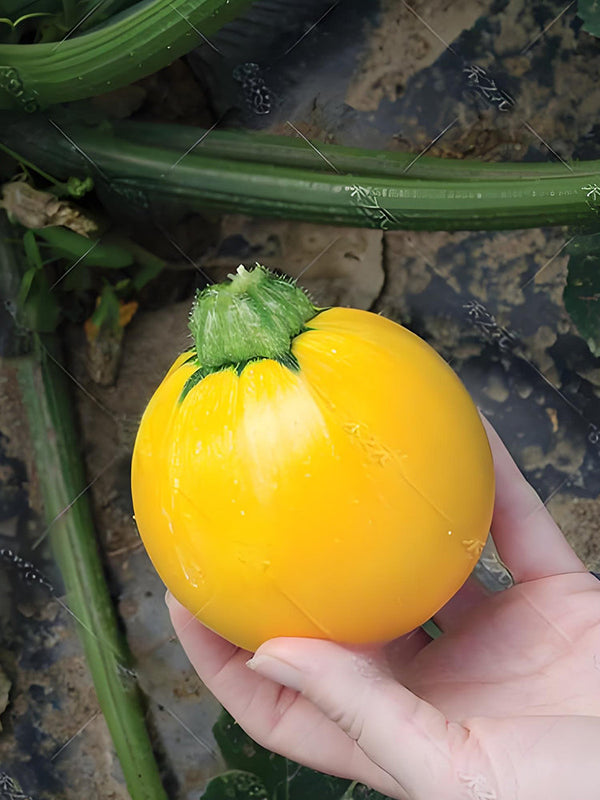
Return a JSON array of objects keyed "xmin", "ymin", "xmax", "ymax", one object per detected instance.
[{"xmin": 247, "ymin": 638, "xmax": 470, "ymax": 799}]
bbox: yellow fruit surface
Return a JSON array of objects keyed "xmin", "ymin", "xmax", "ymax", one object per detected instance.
[{"xmin": 131, "ymin": 307, "xmax": 494, "ymax": 651}]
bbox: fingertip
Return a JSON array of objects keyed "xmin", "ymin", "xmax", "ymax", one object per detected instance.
[
  {"xmin": 253, "ymin": 637, "xmax": 392, "ymax": 685},
  {"xmin": 246, "ymin": 653, "xmax": 305, "ymax": 692},
  {"xmin": 251, "ymin": 636, "xmax": 317, "ymax": 665},
  {"xmin": 254, "ymin": 635, "xmax": 337, "ymax": 660}
]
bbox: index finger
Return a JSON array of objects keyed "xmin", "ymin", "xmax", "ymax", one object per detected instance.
[{"xmin": 480, "ymin": 414, "xmax": 586, "ymax": 583}]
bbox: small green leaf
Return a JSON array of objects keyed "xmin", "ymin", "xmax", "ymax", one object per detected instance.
[
  {"xmin": 16, "ymin": 231, "xmax": 60, "ymax": 332},
  {"xmin": 16, "ymin": 265, "xmax": 38, "ymax": 308},
  {"xmin": 578, "ymin": 0, "xmax": 600, "ymax": 37},
  {"xmin": 117, "ymin": 239, "xmax": 166, "ymax": 290},
  {"xmin": 564, "ymin": 232, "xmax": 600, "ymax": 355},
  {"xmin": 16, "ymin": 265, "xmax": 60, "ymax": 332},
  {"xmin": 23, "ymin": 229, "xmax": 44, "ymax": 270},
  {"xmin": 131, "ymin": 257, "xmax": 164, "ymax": 291},
  {"xmin": 34, "ymin": 227, "xmax": 134, "ymax": 269},
  {"xmin": 201, "ymin": 770, "xmax": 269, "ymax": 800},
  {"xmin": 91, "ymin": 284, "xmax": 121, "ymax": 331}
]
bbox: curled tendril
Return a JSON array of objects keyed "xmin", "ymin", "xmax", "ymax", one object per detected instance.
[{"xmin": 0, "ymin": 12, "xmax": 53, "ymax": 30}]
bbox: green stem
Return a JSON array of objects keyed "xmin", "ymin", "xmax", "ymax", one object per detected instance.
[
  {"xmin": 421, "ymin": 618, "xmax": 443, "ymax": 639},
  {"xmin": 340, "ymin": 781, "xmax": 358, "ymax": 800},
  {"xmin": 189, "ymin": 264, "xmax": 318, "ymax": 369},
  {"xmin": 0, "ymin": 141, "xmax": 62, "ymax": 186},
  {"xmin": 0, "ymin": 0, "xmax": 253, "ymax": 110},
  {"xmin": 2, "ymin": 114, "xmax": 600, "ymax": 231},
  {"xmin": 2, "ymin": 218, "xmax": 168, "ymax": 799}
]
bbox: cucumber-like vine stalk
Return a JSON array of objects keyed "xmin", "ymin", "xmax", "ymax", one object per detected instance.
[{"xmin": 0, "ymin": 0, "xmax": 253, "ymax": 110}]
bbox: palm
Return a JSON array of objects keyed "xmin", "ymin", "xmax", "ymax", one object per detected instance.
[{"xmin": 403, "ymin": 573, "xmax": 600, "ymax": 720}]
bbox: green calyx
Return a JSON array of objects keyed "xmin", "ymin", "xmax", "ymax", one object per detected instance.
[{"xmin": 188, "ymin": 264, "xmax": 319, "ymax": 372}]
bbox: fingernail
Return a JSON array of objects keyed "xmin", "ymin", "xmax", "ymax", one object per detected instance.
[
  {"xmin": 165, "ymin": 589, "xmax": 173, "ymax": 607},
  {"xmin": 246, "ymin": 654, "xmax": 304, "ymax": 692}
]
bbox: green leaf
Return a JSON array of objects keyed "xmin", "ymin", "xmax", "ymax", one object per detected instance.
[
  {"xmin": 211, "ymin": 710, "xmax": 397, "ymax": 800},
  {"xmin": 16, "ymin": 230, "xmax": 60, "ymax": 332},
  {"xmin": 16, "ymin": 265, "xmax": 38, "ymax": 308},
  {"xmin": 212, "ymin": 710, "xmax": 352, "ymax": 800},
  {"xmin": 91, "ymin": 284, "xmax": 121, "ymax": 331},
  {"xmin": 213, "ymin": 710, "xmax": 288, "ymax": 795},
  {"xmin": 130, "ymin": 256, "xmax": 164, "ymax": 291},
  {"xmin": 201, "ymin": 770, "xmax": 269, "ymax": 800},
  {"xmin": 276, "ymin": 767, "xmax": 353, "ymax": 800},
  {"xmin": 578, "ymin": 0, "xmax": 600, "ymax": 37},
  {"xmin": 23, "ymin": 229, "xmax": 43, "ymax": 270},
  {"xmin": 34, "ymin": 227, "xmax": 134, "ymax": 269},
  {"xmin": 564, "ymin": 232, "xmax": 600, "ymax": 355},
  {"xmin": 16, "ymin": 264, "xmax": 60, "ymax": 332}
]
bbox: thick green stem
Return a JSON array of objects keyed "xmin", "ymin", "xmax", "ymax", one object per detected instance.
[
  {"xmin": 189, "ymin": 264, "xmax": 318, "ymax": 368},
  {"xmin": 2, "ymin": 113, "xmax": 600, "ymax": 231},
  {"xmin": 2, "ymin": 218, "xmax": 168, "ymax": 799},
  {"xmin": 0, "ymin": 0, "xmax": 253, "ymax": 110}
]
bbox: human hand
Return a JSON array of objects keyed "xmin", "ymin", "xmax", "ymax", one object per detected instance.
[{"xmin": 167, "ymin": 417, "xmax": 600, "ymax": 800}]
